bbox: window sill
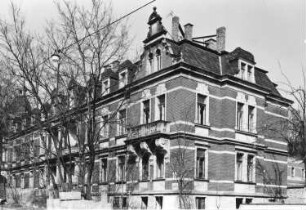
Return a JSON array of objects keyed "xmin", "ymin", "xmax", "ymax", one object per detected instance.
[
  {"xmin": 115, "ymin": 134, "xmax": 127, "ymax": 139},
  {"xmin": 235, "ymin": 129, "xmax": 257, "ymax": 137},
  {"xmin": 99, "ymin": 138, "xmax": 110, "ymax": 143},
  {"xmin": 99, "ymin": 182, "xmax": 108, "ymax": 185},
  {"xmin": 115, "ymin": 181, "xmax": 126, "ymax": 184},
  {"xmin": 195, "ymin": 123, "xmax": 211, "ymax": 129},
  {"xmin": 234, "ymin": 180, "xmax": 256, "ymax": 185},
  {"xmin": 194, "ymin": 178, "xmax": 209, "ymax": 182},
  {"xmin": 152, "ymin": 178, "xmax": 165, "ymax": 182}
]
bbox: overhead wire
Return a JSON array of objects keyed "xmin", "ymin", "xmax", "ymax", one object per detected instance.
[{"xmin": 34, "ymin": 0, "xmax": 156, "ymax": 70}]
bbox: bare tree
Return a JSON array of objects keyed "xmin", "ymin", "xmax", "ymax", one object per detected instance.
[{"xmin": 0, "ymin": 0, "xmax": 132, "ymax": 200}]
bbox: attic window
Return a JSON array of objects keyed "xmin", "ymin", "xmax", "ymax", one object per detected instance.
[
  {"xmin": 149, "ymin": 53, "xmax": 154, "ymax": 72},
  {"xmin": 119, "ymin": 70, "xmax": 128, "ymax": 89},
  {"xmin": 156, "ymin": 49, "xmax": 161, "ymax": 71},
  {"xmin": 239, "ymin": 60, "xmax": 254, "ymax": 82},
  {"xmin": 102, "ymin": 79, "xmax": 110, "ymax": 96}
]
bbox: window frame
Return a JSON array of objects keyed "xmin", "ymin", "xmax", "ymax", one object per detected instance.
[
  {"xmin": 102, "ymin": 78, "xmax": 110, "ymax": 96},
  {"xmin": 119, "ymin": 69, "xmax": 128, "ymax": 89},
  {"xmin": 239, "ymin": 60, "xmax": 254, "ymax": 83},
  {"xmin": 117, "ymin": 156, "xmax": 126, "ymax": 182},
  {"xmin": 142, "ymin": 99, "xmax": 151, "ymax": 124},
  {"xmin": 195, "ymin": 197, "xmax": 206, "ymax": 209},
  {"xmin": 118, "ymin": 109, "xmax": 127, "ymax": 136},
  {"xmin": 156, "ymin": 94, "xmax": 166, "ymax": 121},
  {"xmin": 196, "ymin": 94, "xmax": 208, "ymax": 125},
  {"xmin": 101, "ymin": 158, "xmax": 108, "ymax": 183},
  {"xmin": 236, "ymin": 153, "xmax": 243, "ymax": 181},
  {"xmin": 236, "ymin": 102, "xmax": 244, "ymax": 131}
]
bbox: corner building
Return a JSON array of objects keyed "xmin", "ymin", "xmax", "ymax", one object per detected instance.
[{"xmin": 2, "ymin": 8, "xmax": 292, "ymax": 210}]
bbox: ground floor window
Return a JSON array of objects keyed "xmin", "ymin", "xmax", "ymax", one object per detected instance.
[
  {"xmin": 196, "ymin": 197, "xmax": 205, "ymax": 209},
  {"xmin": 236, "ymin": 198, "xmax": 243, "ymax": 209},
  {"xmin": 113, "ymin": 197, "xmax": 120, "ymax": 209},
  {"xmin": 141, "ymin": 197, "xmax": 148, "ymax": 209},
  {"xmin": 112, "ymin": 196, "xmax": 128, "ymax": 209},
  {"xmin": 156, "ymin": 196, "xmax": 163, "ymax": 209}
]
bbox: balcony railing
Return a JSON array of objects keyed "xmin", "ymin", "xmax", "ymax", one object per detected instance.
[{"xmin": 127, "ymin": 120, "xmax": 169, "ymax": 139}]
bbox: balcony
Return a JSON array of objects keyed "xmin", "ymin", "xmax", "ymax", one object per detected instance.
[{"xmin": 127, "ymin": 120, "xmax": 169, "ymax": 140}]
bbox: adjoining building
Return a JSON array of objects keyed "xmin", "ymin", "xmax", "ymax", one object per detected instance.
[
  {"xmin": 1, "ymin": 7, "xmax": 292, "ymax": 210},
  {"xmin": 286, "ymin": 158, "xmax": 306, "ymax": 204}
]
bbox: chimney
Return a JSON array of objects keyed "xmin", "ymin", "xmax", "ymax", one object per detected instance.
[
  {"xmin": 172, "ymin": 16, "xmax": 180, "ymax": 42},
  {"xmin": 184, "ymin": 23, "xmax": 193, "ymax": 41},
  {"xmin": 216, "ymin": 27, "xmax": 226, "ymax": 52},
  {"xmin": 111, "ymin": 60, "xmax": 120, "ymax": 73}
]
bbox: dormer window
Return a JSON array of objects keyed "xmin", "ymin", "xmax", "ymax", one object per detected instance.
[
  {"xmin": 102, "ymin": 79, "xmax": 110, "ymax": 96},
  {"xmin": 156, "ymin": 49, "xmax": 161, "ymax": 71},
  {"xmin": 119, "ymin": 70, "xmax": 128, "ymax": 89},
  {"xmin": 239, "ymin": 60, "xmax": 254, "ymax": 82}
]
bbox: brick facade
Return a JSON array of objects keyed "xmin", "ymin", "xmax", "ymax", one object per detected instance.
[{"xmin": 1, "ymin": 7, "xmax": 292, "ymax": 210}]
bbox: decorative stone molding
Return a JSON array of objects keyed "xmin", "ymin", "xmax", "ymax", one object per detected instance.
[
  {"xmin": 101, "ymin": 107, "xmax": 110, "ymax": 116},
  {"xmin": 196, "ymin": 83, "xmax": 209, "ymax": 95},
  {"xmin": 140, "ymin": 142, "xmax": 152, "ymax": 154},
  {"xmin": 127, "ymin": 145, "xmax": 137, "ymax": 156},
  {"xmin": 237, "ymin": 92, "xmax": 246, "ymax": 103},
  {"xmin": 142, "ymin": 89, "xmax": 151, "ymax": 99},
  {"xmin": 248, "ymin": 95, "xmax": 256, "ymax": 106},
  {"xmin": 155, "ymin": 138, "xmax": 169, "ymax": 153},
  {"xmin": 156, "ymin": 83, "xmax": 166, "ymax": 95}
]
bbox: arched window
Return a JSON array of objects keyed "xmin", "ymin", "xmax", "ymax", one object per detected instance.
[{"xmin": 156, "ymin": 49, "xmax": 161, "ymax": 71}]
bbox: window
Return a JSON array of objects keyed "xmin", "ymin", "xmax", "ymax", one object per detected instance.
[
  {"xmin": 118, "ymin": 156, "xmax": 125, "ymax": 181},
  {"xmin": 119, "ymin": 71, "xmax": 127, "ymax": 88},
  {"xmin": 24, "ymin": 173, "xmax": 29, "ymax": 189},
  {"xmin": 102, "ymin": 115, "xmax": 109, "ymax": 138},
  {"xmin": 141, "ymin": 197, "xmax": 148, "ymax": 209},
  {"xmin": 196, "ymin": 149, "xmax": 206, "ymax": 179},
  {"xmin": 248, "ymin": 106, "xmax": 255, "ymax": 132},
  {"xmin": 118, "ymin": 109, "xmax": 127, "ymax": 136},
  {"xmin": 239, "ymin": 61, "xmax": 254, "ymax": 82},
  {"xmin": 149, "ymin": 53, "xmax": 154, "ymax": 73},
  {"xmin": 102, "ymin": 79, "xmax": 110, "ymax": 95},
  {"xmin": 236, "ymin": 153, "xmax": 243, "ymax": 181},
  {"xmin": 156, "ymin": 49, "xmax": 161, "ymax": 71},
  {"xmin": 142, "ymin": 154, "xmax": 150, "ymax": 180},
  {"xmin": 196, "ymin": 197, "xmax": 206, "ymax": 209},
  {"xmin": 143, "ymin": 100, "xmax": 150, "ymax": 124},
  {"xmin": 247, "ymin": 65, "xmax": 252, "ymax": 81},
  {"xmin": 237, "ymin": 103, "xmax": 244, "ymax": 131},
  {"xmin": 246, "ymin": 198, "xmax": 252, "ymax": 204},
  {"xmin": 156, "ymin": 196, "xmax": 163, "ymax": 209},
  {"xmin": 240, "ymin": 63, "xmax": 246, "ymax": 80},
  {"xmin": 302, "ymin": 169, "xmax": 305, "ymax": 179},
  {"xmin": 156, "ymin": 153, "xmax": 164, "ymax": 178},
  {"xmin": 236, "ymin": 198, "xmax": 243, "ymax": 209},
  {"xmin": 197, "ymin": 94, "xmax": 207, "ymax": 125},
  {"xmin": 157, "ymin": 95, "xmax": 165, "ymax": 121},
  {"xmin": 291, "ymin": 167, "xmax": 295, "ymax": 177},
  {"xmin": 247, "ymin": 155, "xmax": 254, "ymax": 182},
  {"xmin": 101, "ymin": 159, "xmax": 107, "ymax": 182},
  {"xmin": 122, "ymin": 197, "xmax": 128, "ymax": 209},
  {"xmin": 15, "ymin": 174, "xmax": 20, "ymax": 188},
  {"xmin": 113, "ymin": 197, "xmax": 120, "ymax": 209}
]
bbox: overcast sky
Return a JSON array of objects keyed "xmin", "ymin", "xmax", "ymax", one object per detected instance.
[{"xmin": 0, "ymin": 0, "xmax": 305, "ymax": 96}]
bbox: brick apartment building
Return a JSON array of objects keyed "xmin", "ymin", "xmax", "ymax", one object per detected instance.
[{"xmin": 1, "ymin": 7, "xmax": 292, "ymax": 210}]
